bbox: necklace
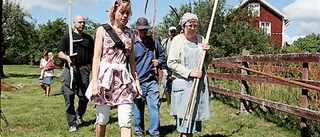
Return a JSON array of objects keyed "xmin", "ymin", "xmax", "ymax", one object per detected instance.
[
  {"xmin": 112, "ymin": 25, "xmax": 124, "ymax": 35},
  {"xmin": 115, "ymin": 30, "xmax": 123, "ymax": 35}
]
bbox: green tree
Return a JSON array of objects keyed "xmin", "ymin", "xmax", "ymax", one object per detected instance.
[
  {"xmin": 281, "ymin": 33, "xmax": 320, "ymax": 53},
  {"xmin": 2, "ymin": 0, "xmax": 39, "ymax": 65},
  {"xmin": 218, "ymin": 6, "xmax": 279, "ymax": 57},
  {"xmin": 158, "ymin": 2, "xmax": 192, "ymax": 40},
  {"xmin": 158, "ymin": 0, "xmax": 279, "ymax": 60},
  {"xmin": 35, "ymin": 17, "xmax": 99, "ymax": 66},
  {"xmin": 1, "ymin": 0, "xmax": 4, "ymax": 77},
  {"xmin": 84, "ymin": 18, "xmax": 100, "ymax": 38},
  {"xmin": 36, "ymin": 18, "xmax": 67, "ymax": 65}
]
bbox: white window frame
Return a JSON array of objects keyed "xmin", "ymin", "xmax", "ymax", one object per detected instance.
[
  {"xmin": 248, "ymin": 3, "xmax": 260, "ymax": 17},
  {"xmin": 260, "ymin": 22, "xmax": 271, "ymax": 36}
]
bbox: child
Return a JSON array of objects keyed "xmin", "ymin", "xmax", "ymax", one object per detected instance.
[{"xmin": 39, "ymin": 52, "xmax": 54, "ymax": 80}]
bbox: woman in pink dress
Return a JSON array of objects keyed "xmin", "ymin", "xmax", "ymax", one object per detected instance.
[
  {"xmin": 87, "ymin": 0, "xmax": 141, "ymax": 137},
  {"xmin": 39, "ymin": 50, "xmax": 55, "ymax": 97}
]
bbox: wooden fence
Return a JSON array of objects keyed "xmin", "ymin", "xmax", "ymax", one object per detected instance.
[{"xmin": 207, "ymin": 52, "xmax": 320, "ymax": 136}]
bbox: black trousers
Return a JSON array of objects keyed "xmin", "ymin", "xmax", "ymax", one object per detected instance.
[{"xmin": 61, "ymin": 65, "xmax": 90, "ymax": 126}]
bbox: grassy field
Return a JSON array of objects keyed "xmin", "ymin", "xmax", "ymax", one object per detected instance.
[{"xmin": 0, "ymin": 65, "xmax": 300, "ymax": 137}]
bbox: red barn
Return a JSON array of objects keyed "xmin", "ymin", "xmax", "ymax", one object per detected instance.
[{"xmin": 236, "ymin": 0, "xmax": 290, "ymax": 47}]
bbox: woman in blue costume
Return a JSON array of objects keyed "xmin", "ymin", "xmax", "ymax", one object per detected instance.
[{"xmin": 167, "ymin": 13, "xmax": 211, "ymax": 137}]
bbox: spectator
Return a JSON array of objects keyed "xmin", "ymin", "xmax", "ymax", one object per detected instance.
[
  {"xmin": 39, "ymin": 52, "xmax": 54, "ymax": 80},
  {"xmin": 39, "ymin": 50, "xmax": 55, "ymax": 97},
  {"xmin": 161, "ymin": 26, "xmax": 178, "ymax": 107},
  {"xmin": 57, "ymin": 14, "xmax": 94, "ymax": 132}
]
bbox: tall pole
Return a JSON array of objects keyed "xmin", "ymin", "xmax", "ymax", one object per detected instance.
[
  {"xmin": 0, "ymin": 0, "xmax": 4, "ymax": 78},
  {"xmin": 181, "ymin": 0, "xmax": 219, "ymax": 128},
  {"xmin": 68, "ymin": 0, "xmax": 74, "ymax": 89}
]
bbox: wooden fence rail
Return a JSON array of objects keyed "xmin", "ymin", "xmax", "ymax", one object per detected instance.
[{"xmin": 208, "ymin": 53, "xmax": 320, "ymax": 135}]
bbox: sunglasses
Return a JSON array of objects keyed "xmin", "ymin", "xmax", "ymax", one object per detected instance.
[{"xmin": 185, "ymin": 24, "xmax": 198, "ymax": 29}]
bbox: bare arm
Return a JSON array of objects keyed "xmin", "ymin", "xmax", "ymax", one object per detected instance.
[
  {"xmin": 91, "ymin": 26, "xmax": 103, "ymax": 96},
  {"xmin": 44, "ymin": 59, "xmax": 55, "ymax": 70},
  {"xmin": 58, "ymin": 51, "xmax": 72, "ymax": 67},
  {"xmin": 129, "ymin": 32, "xmax": 142, "ymax": 97},
  {"xmin": 39, "ymin": 59, "xmax": 44, "ymax": 69}
]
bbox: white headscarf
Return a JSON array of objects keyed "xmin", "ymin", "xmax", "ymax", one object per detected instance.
[{"xmin": 179, "ymin": 13, "xmax": 198, "ymax": 26}]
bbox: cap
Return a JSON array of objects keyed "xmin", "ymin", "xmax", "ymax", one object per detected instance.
[
  {"xmin": 135, "ymin": 17, "xmax": 150, "ymax": 30},
  {"xmin": 169, "ymin": 26, "xmax": 177, "ymax": 31}
]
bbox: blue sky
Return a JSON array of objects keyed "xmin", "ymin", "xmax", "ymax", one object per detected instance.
[{"xmin": 11, "ymin": 0, "xmax": 320, "ymax": 44}]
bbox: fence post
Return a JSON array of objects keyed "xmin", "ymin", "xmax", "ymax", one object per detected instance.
[
  {"xmin": 238, "ymin": 50, "xmax": 251, "ymax": 114},
  {"xmin": 211, "ymin": 63, "xmax": 216, "ymax": 98},
  {"xmin": 301, "ymin": 62, "xmax": 309, "ymax": 136}
]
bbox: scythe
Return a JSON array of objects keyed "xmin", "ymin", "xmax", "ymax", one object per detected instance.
[
  {"xmin": 181, "ymin": 0, "xmax": 220, "ymax": 128},
  {"xmin": 68, "ymin": 0, "xmax": 75, "ymax": 89}
]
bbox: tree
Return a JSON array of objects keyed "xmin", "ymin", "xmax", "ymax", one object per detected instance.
[
  {"xmin": 281, "ymin": 33, "xmax": 320, "ymax": 53},
  {"xmin": 217, "ymin": 4, "xmax": 279, "ymax": 57},
  {"xmin": 35, "ymin": 18, "xmax": 68, "ymax": 65},
  {"xmin": 84, "ymin": 18, "xmax": 100, "ymax": 38},
  {"xmin": 158, "ymin": 0, "xmax": 279, "ymax": 60},
  {"xmin": 1, "ymin": 0, "xmax": 4, "ymax": 77},
  {"xmin": 2, "ymin": 0, "xmax": 39, "ymax": 65},
  {"xmin": 36, "ymin": 17, "xmax": 99, "ymax": 66}
]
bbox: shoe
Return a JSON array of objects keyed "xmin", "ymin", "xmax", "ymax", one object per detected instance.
[
  {"xmin": 134, "ymin": 133, "xmax": 144, "ymax": 137},
  {"xmin": 76, "ymin": 115, "xmax": 83, "ymax": 125},
  {"xmin": 69, "ymin": 125, "xmax": 77, "ymax": 132}
]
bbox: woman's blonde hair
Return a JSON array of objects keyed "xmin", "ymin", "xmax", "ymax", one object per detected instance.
[{"xmin": 108, "ymin": 0, "xmax": 132, "ymax": 23}]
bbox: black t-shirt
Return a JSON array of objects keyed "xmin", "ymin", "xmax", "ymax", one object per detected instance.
[{"xmin": 57, "ymin": 32, "xmax": 94, "ymax": 65}]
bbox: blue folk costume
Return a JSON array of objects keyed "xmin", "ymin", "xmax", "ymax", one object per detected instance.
[{"xmin": 167, "ymin": 34, "xmax": 211, "ymax": 134}]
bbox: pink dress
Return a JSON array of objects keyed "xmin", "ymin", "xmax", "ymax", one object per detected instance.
[{"xmin": 89, "ymin": 25, "xmax": 136, "ymax": 106}]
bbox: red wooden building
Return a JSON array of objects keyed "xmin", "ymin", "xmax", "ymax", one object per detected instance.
[{"xmin": 236, "ymin": 0, "xmax": 290, "ymax": 47}]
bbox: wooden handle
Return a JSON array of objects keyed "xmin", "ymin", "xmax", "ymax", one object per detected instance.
[
  {"xmin": 238, "ymin": 66, "xmax": 320, "ymax": 91},
  {"xmin": 182, "ymin": 0, "xmax": 220, "ymax": 128}
]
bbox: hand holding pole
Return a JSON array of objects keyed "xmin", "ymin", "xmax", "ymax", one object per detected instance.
[{"xmin": 181, "ymin": 0, "xmax": 220, "ymax": 128}]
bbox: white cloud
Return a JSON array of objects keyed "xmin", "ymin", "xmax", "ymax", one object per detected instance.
[
  {"xmin": 283, "ymin": 0, "xmax": 320, "ymax": 22},
  {"xmin": 7, "ymin": 0, "xmax": 110, "ymax": 11},
  {"xmin": 283, "ymin": 0, "xmax": 320, "ymax": 43},
  {"xmin": 297, "ymin": 22, "xmax": 320, "ymax": 35}
]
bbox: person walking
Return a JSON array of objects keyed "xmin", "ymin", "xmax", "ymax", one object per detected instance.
[
  {"xmin": 57, "ymin": 14, "xmax": 94, "ymax": 132},
  {"xmin": 86, "ymin": 0, "xmax": 142, "ymax": 137},
  {"xmin": 132, "ymin": 17, "xmax": 167, "ymax": 137},
  {"xmin": 39, "ymin": 50, "xmax": 55, "ymax": 97},
  {"xmin": 161, "ymin": 26, "xmax": 178, "ymax": 107},
  {"xmin": 167, "ymin": 13, "xmax": 211, "ymax": 137}
]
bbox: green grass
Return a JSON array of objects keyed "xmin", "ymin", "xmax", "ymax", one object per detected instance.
[{"xmin": 0, "ymin": 65, "xmax": 300, "ymax": 137}]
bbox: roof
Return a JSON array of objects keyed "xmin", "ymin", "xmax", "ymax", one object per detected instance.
[{"xmin": 235, "ymin": 0, "xmax": 290, "ymax": 25}]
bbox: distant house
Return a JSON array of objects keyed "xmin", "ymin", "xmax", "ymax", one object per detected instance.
[{"xmin": 235, "ymin": 0, "xmax": 290, "ymax": 47}]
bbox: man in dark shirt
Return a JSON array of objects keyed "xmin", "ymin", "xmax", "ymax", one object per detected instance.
[
  {"xmin": 57, "ymin": 14, "xmax": 94, "ymax": 132},
  {"xmin": 132, "ymin": 17, "xmax": 167, "ymax": 137}
]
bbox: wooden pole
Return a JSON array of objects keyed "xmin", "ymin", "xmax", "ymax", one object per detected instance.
[
  {"xmin": 181, "ymin": 0, "xmax": 219, "ymax": 128},
  {"xmin": 68, "ymin": 0, "xmax": 74, "ymax": 89},
  {"xmin": 238, "ymin": 66, "xmax": 320, "ymax": 91}
]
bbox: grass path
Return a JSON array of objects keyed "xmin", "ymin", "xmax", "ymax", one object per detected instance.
[{"xmin": 0, "ymin": 65, "xmax": 299, "ymax": 137}]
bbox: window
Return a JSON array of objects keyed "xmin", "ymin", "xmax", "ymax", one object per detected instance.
[
  {"xmin": 248, "ymin": 3, "xmax": 260, "ymax": 17},
  {"xmin": 260, "ymin": 22, "xmax": 271, "ymax": 35}
]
